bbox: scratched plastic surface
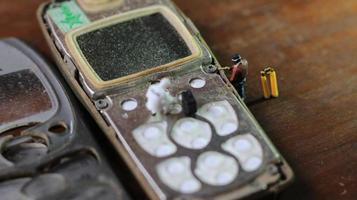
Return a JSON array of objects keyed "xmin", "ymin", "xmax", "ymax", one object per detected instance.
[{"xmin": 0, "ymin": 69, "xmax": 52, "ymax": 124}]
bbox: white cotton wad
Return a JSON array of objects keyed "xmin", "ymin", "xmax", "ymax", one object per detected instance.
[{"xmin": 145, "ymin": 78, "xmax": 177, "ymax": 115}]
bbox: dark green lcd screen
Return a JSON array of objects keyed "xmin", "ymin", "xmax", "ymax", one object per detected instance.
[{"xmin": 76, "ymin": 13, "xmax": 191, "ymax": 81}]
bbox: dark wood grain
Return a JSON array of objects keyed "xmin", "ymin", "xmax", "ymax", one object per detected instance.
[{"xmin": 0, "ymin": 0, "xmax": 356, "ymax": 199}]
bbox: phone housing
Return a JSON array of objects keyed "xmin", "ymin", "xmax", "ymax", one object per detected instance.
[
  {"xmin": 0, "ymin": 38, "xmax": 130, "ymax": 200},
  {"xmin": 38, "ymin": 0, "xmax": 293, "ymax": 199}
]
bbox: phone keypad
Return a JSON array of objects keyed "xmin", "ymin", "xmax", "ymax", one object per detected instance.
[
  {"xmin": 103, "ymin": 69, "xmax": 276, "ymax": 198},
  {"xmin": 133, "ymin": 99, "xmax": 265, "ymax": 193}
]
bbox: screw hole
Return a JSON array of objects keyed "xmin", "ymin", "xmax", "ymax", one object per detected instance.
[
  {"xmin": 95, "ymin": 99, "xmax": 109, "ymax": 110},
  {"xmin": 48, "ymin": 123, "xmax": 67, "ymax": 134}
]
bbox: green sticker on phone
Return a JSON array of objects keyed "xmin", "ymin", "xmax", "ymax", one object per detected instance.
[{"xmin": 48, "ymin": 1, "xmax": 90, "ymax": 33}]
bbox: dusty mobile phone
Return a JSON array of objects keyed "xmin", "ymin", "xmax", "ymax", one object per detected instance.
[
  {"xmin": 38, "ymin": 0, "xmax": 293, "ymax": 199},
  {"xmin": 0, "ymin": 38, "xmax": 130, "ymax": 200}
]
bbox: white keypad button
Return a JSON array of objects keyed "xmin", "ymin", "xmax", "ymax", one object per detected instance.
[
  {"xmin": 143, "ymin": 127, "xmax": 161, "ymax": 139},
  {"xmin": 180, "ymin": 179, "xmax": 201, "ymax": 193},
  {"xmin": 155, "ymin": 144, "xmax": 176, "ymax": 157},
  {"xmin": 191, "ymin": 137, "xmax": 208, "ymax": 149},
  {"xmin": 222, "ymin": 134, "xmax": 263, "ymax": 172},
  {"xmin": 234, "ymin": 138, "xmax": 253, "ymax": 152},
  {"xmin": 133, "ymin": 121, "xmax": 176, "ymax": 157},
  {"xmin": 171, "ymin": 118, "xmax": 212, "ymax": 149},
  {"xmin": 203, "ymin": 154, "xmax": 221, "ymax": 168},
  {"xmin": 244, "ymin": 156, "xmax": 263, "ymax": 171},
  {"xmin": 157, "ymin": 157, "xmax": 201, "ymax": 194},
  {"xmin": 216, "ymin": 172, "xmax": 234, "ymax": 185},
  {"xmin": 220, "ymin": 122, "xmax": 238, "ymax": 136},
  {"xmin": 197, "ymin": 100, "xmax": 239, "ymax": 136},
  {"xmin": 180, "ymin": 120, "xmax": 195, "ymax": 131},
  {"xmin": 194, "ymin": 151, "xmax": 238, "ymax": 186},
  {"xmin": 208, "ymin": 105, "xmax": 225, "ymax": 117},
  {"xmin": 166, "ymin": 161, "xmax": 185, "ymax": 175}
]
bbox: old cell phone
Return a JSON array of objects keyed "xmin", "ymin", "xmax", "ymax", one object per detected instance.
[
  {"xmin": 38, "ymin": 0, "xmax": 293, "ymax": 199},
  {"xmin": 0, "ymin": 38, "xmax": 130, "ymax": 200}
]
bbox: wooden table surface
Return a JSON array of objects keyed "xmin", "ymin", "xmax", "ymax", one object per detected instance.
[{"xmin": 0, "ymin": 0, "xmax": 356, "ymax": 199}]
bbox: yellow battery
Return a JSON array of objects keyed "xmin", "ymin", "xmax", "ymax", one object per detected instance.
[
  {"xmin": 269, "ymin": 70, "xmax": 279, "ymax": 97},
  {"xmin": 260, "ymin": 72, "xmax": 271, "ymax": 99}
]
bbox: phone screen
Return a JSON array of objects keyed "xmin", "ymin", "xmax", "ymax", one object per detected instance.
[{"xmin": 76, "ymin": 13, "xmax": 191, "ymax": 81}]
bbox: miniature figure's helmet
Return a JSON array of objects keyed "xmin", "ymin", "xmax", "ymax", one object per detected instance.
[{"xmin": 231, "ymin": 54, "xmax": 242, "ymax": 64}]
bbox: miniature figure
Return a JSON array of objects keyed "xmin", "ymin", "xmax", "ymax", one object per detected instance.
[{"xmin": 229, "ymin": 54, "xmax": 249, "ymax": 100}]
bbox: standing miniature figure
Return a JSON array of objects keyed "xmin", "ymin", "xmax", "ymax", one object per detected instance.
[{"xmin": 229, "ymin": 54, "xmax": 249, "ymax": 100}]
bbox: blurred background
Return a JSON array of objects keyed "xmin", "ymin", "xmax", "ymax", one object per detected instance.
[{"xmin": 0, "ymin": 0, "xmax": 356, "ymax": 199}]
